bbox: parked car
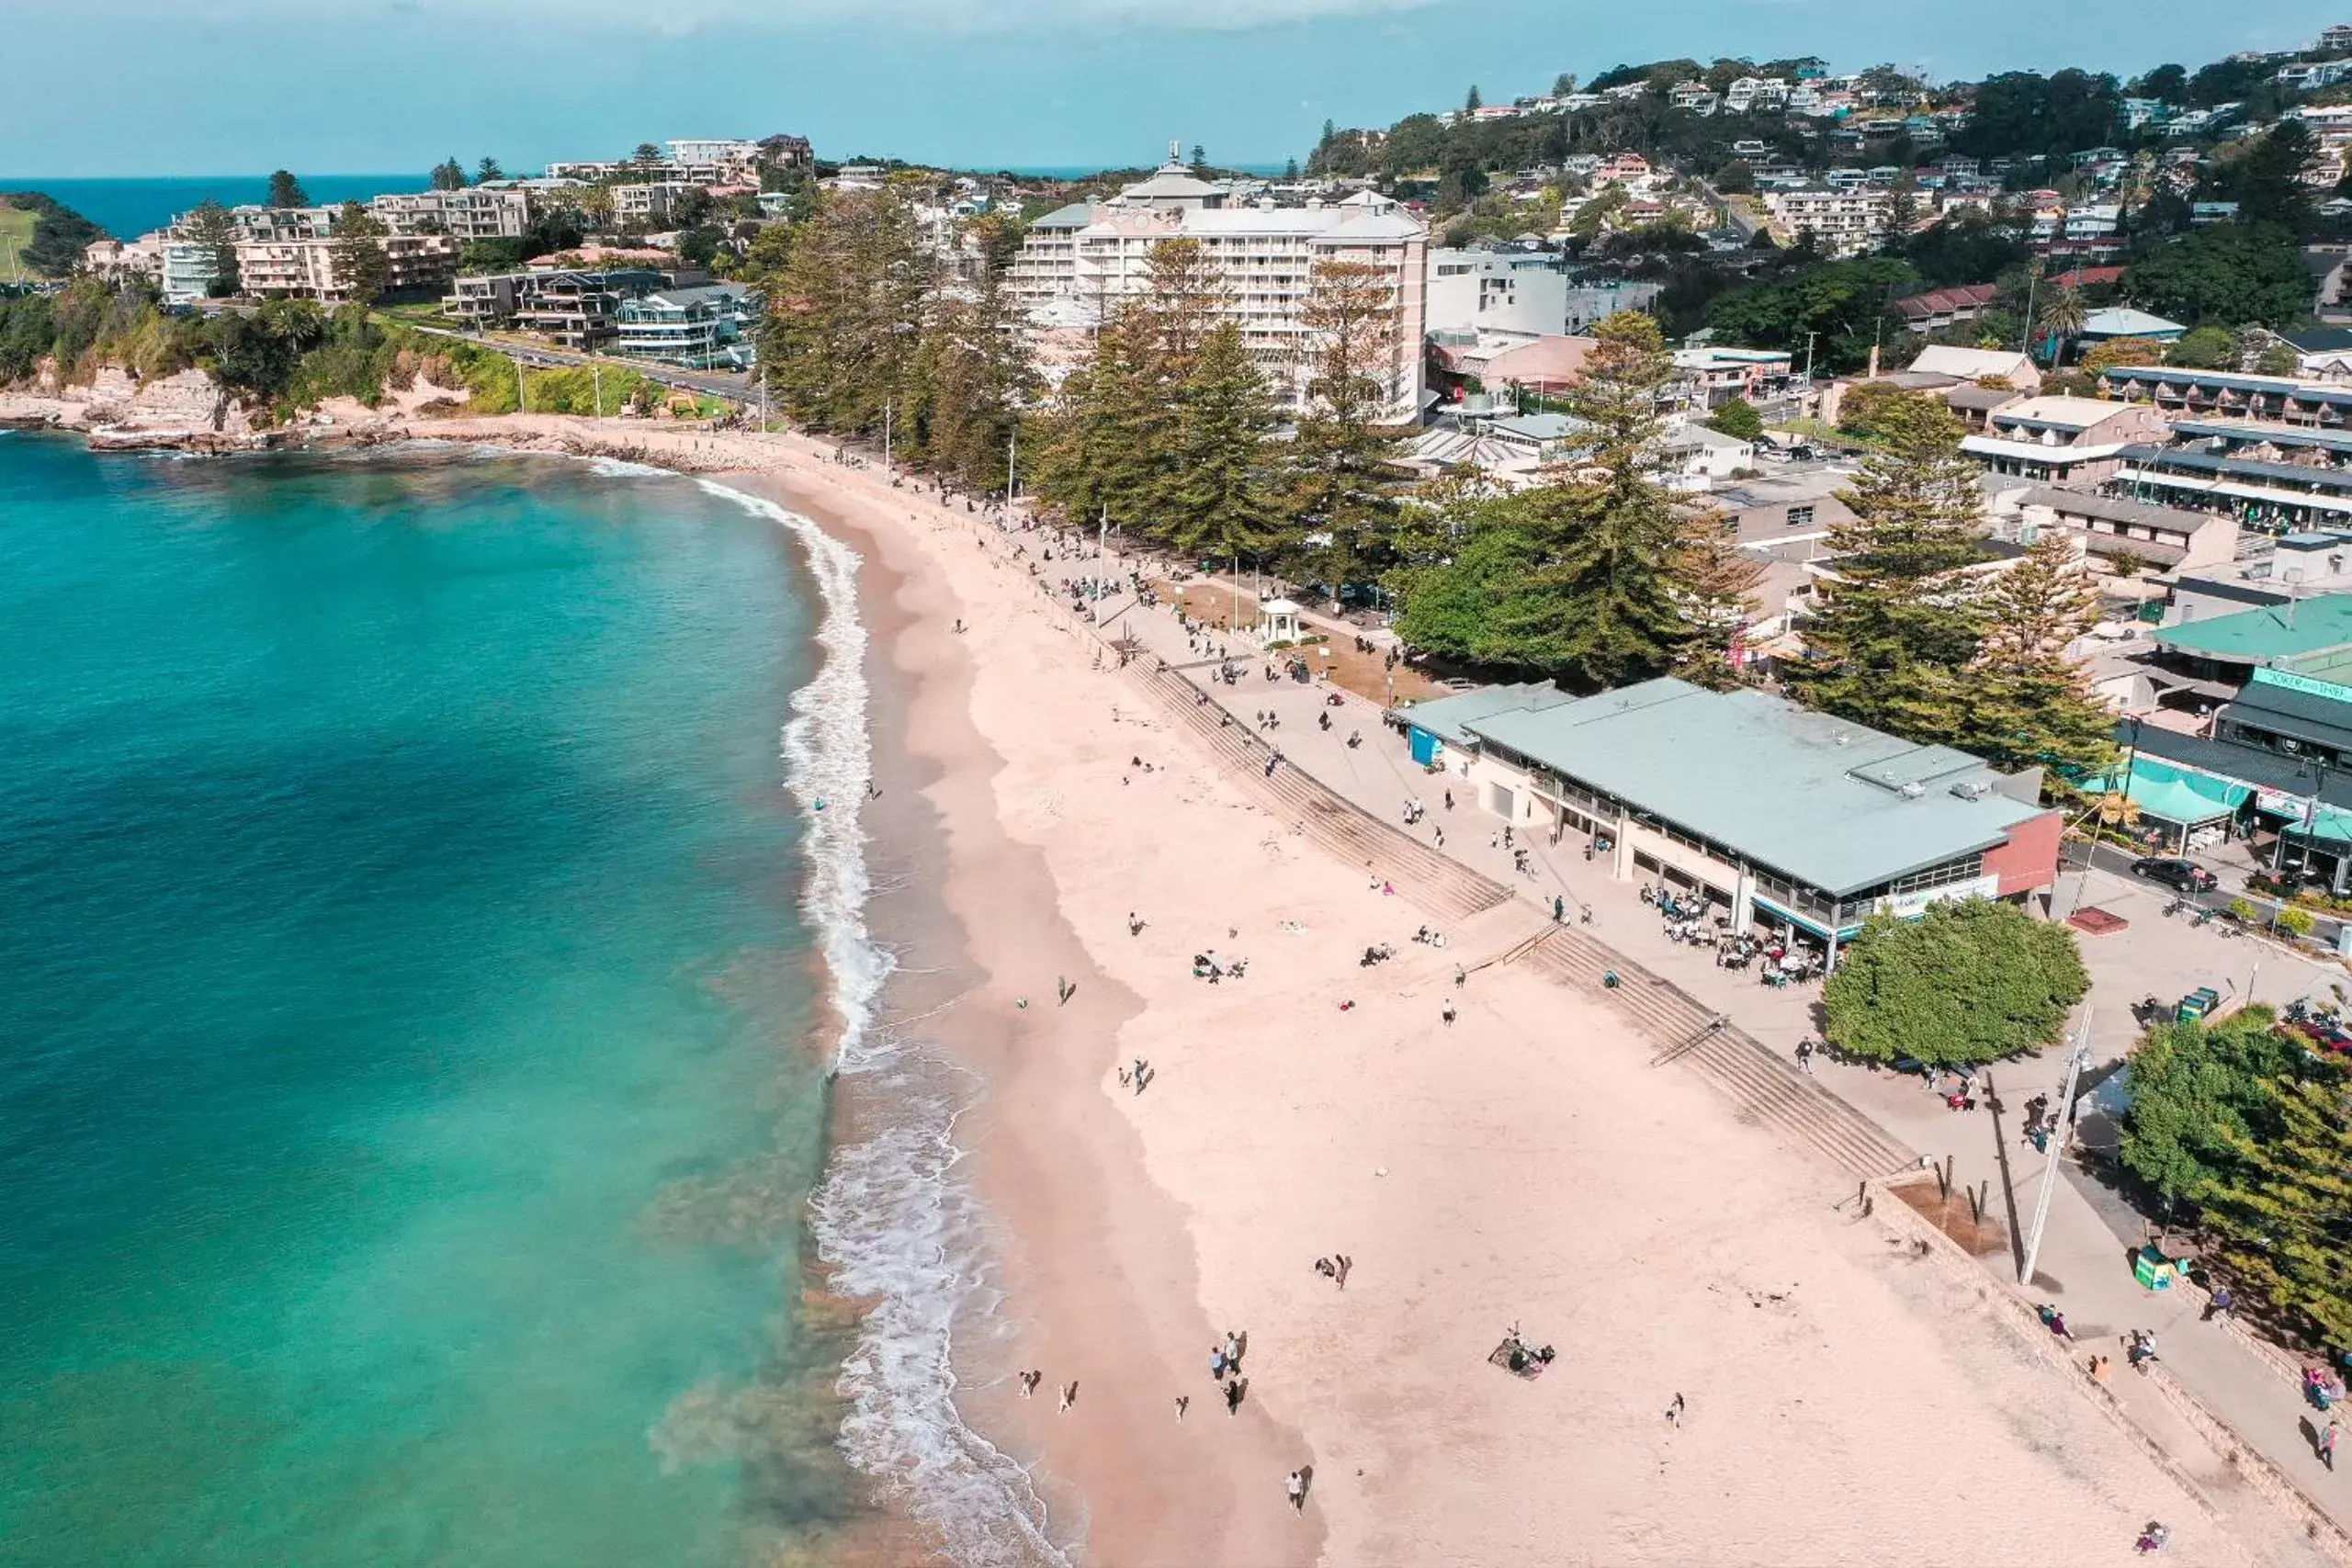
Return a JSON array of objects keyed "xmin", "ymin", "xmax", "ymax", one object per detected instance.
[{"xmin": 2131, "ymin": 856, "xmax": 2217, "ymax": 895}]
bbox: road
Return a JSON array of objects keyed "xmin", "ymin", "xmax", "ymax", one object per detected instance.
[
  {"xmin": 2056, "ymin": 838, "xmax": 2346, "ymax": 952},
  {"xmin": 404, "ymin": 324, "xmax": 755, "ymax": 406}
]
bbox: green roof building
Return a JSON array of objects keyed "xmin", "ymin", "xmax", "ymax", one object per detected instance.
[{"xmin": 1401, "ymin": 677, "xmax": 2063, "ymax": 953}]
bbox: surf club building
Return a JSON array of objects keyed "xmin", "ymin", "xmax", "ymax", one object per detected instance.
[{"xmin": 1396, "ymin": 678, "xmax": 2064, "ymax": 962}]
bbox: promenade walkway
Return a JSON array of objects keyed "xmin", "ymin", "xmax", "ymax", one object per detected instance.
[{"xmin": 1022, "ymin": 538, "xmax": 2351, "ymax": 1555}]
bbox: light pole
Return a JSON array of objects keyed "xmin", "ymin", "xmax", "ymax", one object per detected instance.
[{"xmin": 2018, "ymin": 1010, "xmax": 2092, "ymax": 1289}]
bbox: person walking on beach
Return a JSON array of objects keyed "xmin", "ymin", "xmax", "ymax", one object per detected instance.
[
  {"xmin": 1175, "ymin": 1394, "xmax": 1190, "ymax": 1422},
  {"xmin": 1058, "ymin": 1381, "xmax": 1078, "ymax": 1413},
  {"xmin": 1285, "ymin": 1470, "xmax": 1307, "ymax": 1513},
  {"xmin": 1211, "ymin": 1344, "xmax": 1228, "ymax": 1381},
  {"xmin": 1223, "ymin": 1330, "xmax": 1242, "ymax": 1371},
  {"xmin": 1665, "ymin": 1393, "xmax": 1685, "ymax": 1428},
  {"xmin": 1226, "ymin": 1377, "xmax": 1247, "ymax": 1416},
  {"xmin": 2321, "ymin": 1417, "xmax": 2340, "ymax": 1472},
  {"xmin": 1334, "ymin": 1254, "xmax": 1351, "ymax": 1289},
  {"xmin": 1442, "ymin": 1000, "xmax": 1457, "ymax": 1027}
]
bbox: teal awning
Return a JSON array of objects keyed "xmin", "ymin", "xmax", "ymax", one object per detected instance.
[
  {"xmin": 2083, "ymin": 756, "xmax": 2251, "ymax": 826},
  {"xmin": 2285, "ymin": 802, "xmax": 2352, "ymax": 844}
]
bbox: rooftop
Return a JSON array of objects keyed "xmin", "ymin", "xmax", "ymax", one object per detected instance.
[
  {"xmin": 1908, "ymin": 344, "xmax": 2032, "ymax": 381},
  {"xmin": 1989, "ymin": 395, "xmax": 2132, "ymax": 431},
  {"xmin": 2155, "ymin": 593, "xmax": 2352, "ymax": 665},
  {"xmin": 2081, "ymin": 306, "xmax": 2187, "ymax": 337},
  {"xmin": 1430, "ymin": 677, "xmax": 2046, "ymax": 896},
  {"xmin": 2014, "ymin": 485, "xmax": 2212, "ymax": 537}
]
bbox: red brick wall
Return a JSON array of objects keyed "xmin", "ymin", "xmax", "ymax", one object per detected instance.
[{"xmin": 1982, "ymin": 809, "xmax": 2064, "ymax": 897}]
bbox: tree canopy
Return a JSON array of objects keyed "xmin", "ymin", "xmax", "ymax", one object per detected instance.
[
  {"xmin": 266, "ymin": 170, "xmax": 311, "ymax": 209},
  {"xmin": 1822, "ymin": 898, "xmax": 2090, "ymax": 1069},
  {"xmin": 2117, "ymin": 1007, "xmax": 2307, "ymax": 1204},
  {"xmin": 0, "ymin": 191, "xmax": 104, "ymax": 276},
  {"xmin": 2125, "ymin": 223, "xmax": 2314, "ymax": 329},
  {"xmin": 1389, "ymin": 311, "xmax": 1757, "ymax": 686}
]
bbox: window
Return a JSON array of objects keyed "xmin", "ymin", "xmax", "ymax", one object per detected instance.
[{"xmin": 1786, "ymin": 505, "xmax": 1815, "ymax": 527}]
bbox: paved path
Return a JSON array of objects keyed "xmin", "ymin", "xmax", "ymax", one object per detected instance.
[{"xmin": 1010, "ymin": 524, "xmax": 2352, "ymax": 1548}]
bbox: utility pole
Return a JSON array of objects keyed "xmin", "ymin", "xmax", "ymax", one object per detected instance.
[
  {"xmin": 1803, "ymin": 332, "xmax": 1818, "ymax": 414},
  {"xmin": 2020, "ymin": 263, "xmax": 2041, "ymax": 360},
  {"xmin": 2018, "ymin": 1011, "xmax": 2092, "ymax": 1288},
  {"xmin": 884, "ymin": 400, "xmax": 893, "ymax": 470},
  {"xmin": 1007, "ymin": 423, "xmax": 1017, "ymax": 511}
]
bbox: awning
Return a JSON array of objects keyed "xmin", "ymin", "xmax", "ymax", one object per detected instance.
[{"xmin": 2083, "ymin": 756, "xmax": 2251, "ymax": 825}]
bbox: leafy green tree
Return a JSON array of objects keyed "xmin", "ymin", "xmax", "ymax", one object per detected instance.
[
  {"xmin": 2165, "ymin": 323, "xmax": 2237, "ymax": 368},
  {"xmin": 1788, "ymin": 393, "xmax": 1985, "ymax": 742},
  {"xmin": 899, "ymin": 264, "xmax": 1033, "ymax": 493},
  {"xmin": 676, "ymin": 225, "xmax": 723, "ymax": 268},
  {"xmin": 184, "ymin": 198, "xmax": 241, "ymax": 298},
  {"xmin": 1707, "ymin": 395, "xmax": 1764, "ymax": 440},
  {"xmin": 477, "ymin": 156, "xmax": 504, "ymax": 185},
  {"xmin": 1836, "ymin": 378, "xmax": 1917, "ymax": 441},
  {"xmin": 1966, "ymin": 527, "xmax": 2118, "ymax": 777},
  {"xmin": 631, "ymin": 141, "xmax": 664, "ymax": 173},
  {"xmin": 1704, "ymin": 255, "xmax": 1918, "ymax": 372},
  {"xmin": 430, "ymin": 158, "xmax": 468, "ymax": 192},
  {"xmin": 2126, "ymin": 223, "xmax": 2314, "ymax": 328},
  {"xmin": 2204, "ymin": 1072, "xmax": 2352, "ymax": 1348},
  {"xmin": 266, "ymin": 170, "xmax": 311, "ymax": 209},
  {"xmin": 1712, "ymin": 162, "xmax": 1756, "ymax": 195},
  {"xmin": 331, "ymin": 202, "xmax": 391, "ymax": 308},
  {"xmin": 2118, "ymin": 1007, "xmax": 2304, "ymax": 1203},
  {"xmin": 1465, "ymin": 85, "xmax": 1483, "ymax": 112},
  {"xmin": 1170, "ymin": 321, "xmax": 1284, "ymax": 564},
  {"xmin": 1822, "ymin": 898, "xmax": 2090, "ymax": 1069}
]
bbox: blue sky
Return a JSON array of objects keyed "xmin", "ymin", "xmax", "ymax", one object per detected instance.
[{"xmin": 3, "ymin": 0, "xmax": 2342, "ymax": 177}]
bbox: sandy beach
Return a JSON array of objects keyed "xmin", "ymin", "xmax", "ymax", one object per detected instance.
[
  {"xmin": 42, "ymin": 402, "xmax": 2321, "ymax": 1565},
  {"xmin": 379, "ymin": 409, "xmax": 2315, "ymax": 1567}
]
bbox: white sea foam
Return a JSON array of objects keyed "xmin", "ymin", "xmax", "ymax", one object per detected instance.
[
  {"xmin": 696, "ymin": 479, "xmax": 1070, "ymax": 1568},
  {"xmin": 587, "ymin": 456, "xmax": 675, "ymax": 479}
]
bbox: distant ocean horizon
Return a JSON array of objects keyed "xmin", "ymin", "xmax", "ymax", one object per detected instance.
[
  {"xmin": 6, "ymin": 164, "xmax": 1293, "ymax": 241},
  {"xmin": 2, "ymin": 175, "xmax": 433, "ymax": 243}
]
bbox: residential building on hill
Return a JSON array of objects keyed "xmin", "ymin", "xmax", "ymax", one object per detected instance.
[
  {"xmin": 615, "ymin": 283, "xmax": 760, "ymax": 369},
  {"xmin": 1960, "ymin": 395, "xmax": 2167, "ymax": 487},
  {"xmin": 233, "ymin": 233, "xmax": 459, "ymax": 304},
  {"xmin": 444, "ymin": 268, "xmax": 666, "ymax": 348},
  {"xmin": 1761, "ymin": 187, "xmax": 1892, "ymax": 257},
  {"xmin": 369, "ymin": 188, "xmax": 531, "ymax": 242},
  {"xmin": 1007, "ymin": 156, "xmax": 1429, "ymax": 423}
]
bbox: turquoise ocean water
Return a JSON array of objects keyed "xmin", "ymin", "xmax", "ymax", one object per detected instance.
[{"xmin": 0, "ymin": 436, "xmax": 865, "ymax": 1566}]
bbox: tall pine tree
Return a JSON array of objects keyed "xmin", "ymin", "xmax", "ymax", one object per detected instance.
[
  {"xmin": 1789, "ymin": 393, "xmax": 1985, "ymax": 743},
  {"xmin": 1966, "ymin": 527, "xmax": 2119, "ymax": 779},
  {"xmin": 1391, "ymin": 312, "xmax": 1757, "ymax": 688},
  {"xmin": 2207, "ymin": 1074, "xmax": 2352, "ymax": 1350},
  {"xmin": 1170, "ymin": 321, "xmax": 1284, "ymax": 563},
  {"xmin": 1288, "ymin": 257, "xmax": 1404, "ymax": 600}
]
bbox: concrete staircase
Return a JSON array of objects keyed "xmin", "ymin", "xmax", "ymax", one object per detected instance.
[{"xmin": 1133, "ymin": 658, "xmax": 1920, "ymax": 1182}]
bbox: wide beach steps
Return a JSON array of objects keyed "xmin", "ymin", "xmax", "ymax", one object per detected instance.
[{"xmin": 1132, "ymin": 658, "xmax": 1919, "ymax": 1183}]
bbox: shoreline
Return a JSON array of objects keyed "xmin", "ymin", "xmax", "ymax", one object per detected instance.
[{"xmin": 20, "ymin": 412, "xmax": 2326, "ymax": 1567}]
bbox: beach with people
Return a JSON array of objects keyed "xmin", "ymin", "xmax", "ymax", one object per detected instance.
[
  {"xmin": 299, "ymin": 407, "xmax": 2312, "ymax": 1566},
  {"xmin": 294, "ymin": 411, "xmax": 2314, "ymax": 1568},
  {"xmin": 14, "ymin": 399, "xmax": 2314, "ymax": 1565}
]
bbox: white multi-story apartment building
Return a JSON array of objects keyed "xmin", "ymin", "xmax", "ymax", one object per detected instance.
[
  {"xmin": 1008, "ymin": 157, "xmax": 1429, "ymax": 423},
  {"xmin": 233, "ymin": 233, "xmax": 460, "ymax": 304},
  {"xmin": 1424, "ymin": 247, "xmax": 1667, "ymax": 341},
  {"xmin": 665, "ymin": 139, "xmax": 763, "ymax": 180},
  {"xmin": 369, "ymin": 187, "xmax": 532, "ymax": 241},
  {"xmin": 1762, "ymin": 188, "xmax": 1893, "ymax": 257}
]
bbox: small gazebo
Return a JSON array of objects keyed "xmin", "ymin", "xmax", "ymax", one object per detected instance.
[{"xmin": 1259, "ymin": 597, "xmax": 1304, "ymax": 643}]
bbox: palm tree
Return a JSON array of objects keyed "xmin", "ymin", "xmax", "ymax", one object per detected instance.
[{"xmin": 2037, "ymin": 284, "xmax": 2087, "ymax": 368}]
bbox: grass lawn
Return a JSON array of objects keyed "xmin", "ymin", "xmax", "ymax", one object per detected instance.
[{"xmin": 0, "ymin": 204, "xmax": 37, "ymax": 282}]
